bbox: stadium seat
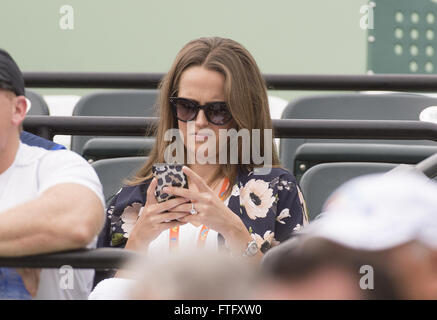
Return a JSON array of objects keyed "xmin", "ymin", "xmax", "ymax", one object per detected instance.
[
  {"xmin": 25, "ymin": 89, "xmax": 50, "ymax": 115},
  {"xmin": 92, "ymin": 156, "xmax": 148, "ymax": 287},
  {"xmin": 91, "ymin": 156, "xmax": 148, "ymax": 205},
  {"xmin": 82, "ymin": 137, "xmax": 154, "ymax": 160},
  {"xmin": 280, "ymin": 92, "xmax": 437, "ymax": 181},
  {"xmin": 367, "ymin": 0, "xmax": 437, "ymax": 74},
  {"xmin": 299, "ymin": 162, "xmax": 397, "ymax": 221},
  {"xmin": 71, "ymin": 90, "xmax": 158, "ymax": 160},
  {"xmin": 294, "ymin": 142, "xmax": 437, "ymax": 182}
]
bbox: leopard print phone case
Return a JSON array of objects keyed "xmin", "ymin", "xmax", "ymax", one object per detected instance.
[{"xmin": 152, "ymin": 163, "xmax": 188, "ymax": 203}]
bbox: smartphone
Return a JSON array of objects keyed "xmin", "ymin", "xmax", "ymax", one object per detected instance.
[{"xmin": 152, "ymin": 163, "xmax": 188, "ymax": 203}]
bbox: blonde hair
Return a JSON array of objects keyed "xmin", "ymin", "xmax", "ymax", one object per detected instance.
[{"xmin": 129, "ymin": 37, "xmax": 280, "ymax": 196}]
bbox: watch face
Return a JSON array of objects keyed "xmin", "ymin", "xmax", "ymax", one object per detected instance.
[{"xmin": 248, "ymin": 241, "xmax": 258, "ymax": 255}]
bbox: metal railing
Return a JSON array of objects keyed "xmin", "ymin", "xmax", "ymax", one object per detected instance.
[
  {"xmin": 6, "ymin": 71, "xmax": 437, "ymax": 270},
  {"xmin": 23, "ymin": 116, "xmax": 437, "ymax": 142},
  {"xmin": 23, "ymin": 72, "xmax": 437, "ymax": 91},
  {"xmin": 0, "ymin": 248, "xmax": 137, "ymax": 269},
  {"xmin": 17, "ymin": 116, "xmax": 437, "ymax": 269}
]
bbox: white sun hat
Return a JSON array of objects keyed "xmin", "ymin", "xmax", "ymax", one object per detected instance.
[{"xmin": 301, "ymin": 169, "xmax": 437, "ymax": 251}]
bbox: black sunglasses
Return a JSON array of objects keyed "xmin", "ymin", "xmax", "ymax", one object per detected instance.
[{"xmin": 169, "ymin": 97, "xmax": 233, "ymax": 126}]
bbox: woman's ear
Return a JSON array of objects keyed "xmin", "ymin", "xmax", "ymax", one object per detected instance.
[{"xmin": 11, "ymin": 95, "xmax": 27, "ymax": 127}]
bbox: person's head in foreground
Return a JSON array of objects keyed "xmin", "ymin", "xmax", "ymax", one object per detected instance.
[
  {"xmin": 125, "ymin": 249, "xmax": 259, "ymax": 300},
  {"xmin": 271, "ymin": 169, "xmax": 437, "ymax": 300},
  {"xmin": 261, "ymin": 235, "xmax": 399, "ymax": 299}
]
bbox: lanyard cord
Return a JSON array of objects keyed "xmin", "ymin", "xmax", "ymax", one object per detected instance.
[{"xmin": 169, "ymin": 177, "xmax": 230, "ymax": 250}]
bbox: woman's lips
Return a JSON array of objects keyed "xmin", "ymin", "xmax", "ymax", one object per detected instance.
[{"xmin": 193, "ymin": 134, "xmax": 210, "ymax": 142}]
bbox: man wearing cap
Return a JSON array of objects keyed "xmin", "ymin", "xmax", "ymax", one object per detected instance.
[{"xmin": 0, "ymin": 49, "xmax": 105, "ymax": 299}]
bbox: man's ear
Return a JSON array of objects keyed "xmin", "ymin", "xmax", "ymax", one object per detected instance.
[{"xmin": 11, "ymin": 95, "xmax": 27, "ymax": 127}]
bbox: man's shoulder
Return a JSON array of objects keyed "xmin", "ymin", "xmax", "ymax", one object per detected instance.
[
  {"xmin": 18, "ymin": 143, "xmax": 86, "ymax": 167},
  {"xmin": 16, "ymin": 144, "xmax": 96, "ymax": 183},
  {"xmin": 18, "ymin": 143, "xmax": 105, "ymax": 205},
  {"xmin": 16, "ymin": 143, "xmax": 50, "ymax": 167},
  {"xmin": 41, "ymin": 148, "xmax": 85, "ymax": 163}
]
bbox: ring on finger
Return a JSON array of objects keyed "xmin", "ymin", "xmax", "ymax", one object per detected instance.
[{"xmin": 190, "ymin": 202, "xmax": 197, "ymax": 215}]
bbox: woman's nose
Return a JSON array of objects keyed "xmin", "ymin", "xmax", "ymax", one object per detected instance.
[{"xmin": 195, "ymin": 109, "xmax": 209, "ymax": 126}]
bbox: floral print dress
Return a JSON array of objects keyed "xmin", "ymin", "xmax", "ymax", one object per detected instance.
[{"xmin": 105, "ymin": 167, "xmax": 308, "ymax": 254}]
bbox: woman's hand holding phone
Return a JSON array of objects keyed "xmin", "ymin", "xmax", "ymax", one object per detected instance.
[
  {"xmin": 163, "ymin": 166, "xmax": 252, "ymax": 253},
  {"xmin": 124, "ymin": 177, "xmax": 191, "ymax": 252}
]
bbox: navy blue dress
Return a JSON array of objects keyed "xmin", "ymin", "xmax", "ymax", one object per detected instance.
[{"xmin": 106, "ymin": 167, "xmax": 308, "ymax": 253}]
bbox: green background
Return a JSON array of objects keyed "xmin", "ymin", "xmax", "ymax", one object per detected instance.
[{"xmin": 0, "ymin": 0, "xmax": 369, "ymax": 100}]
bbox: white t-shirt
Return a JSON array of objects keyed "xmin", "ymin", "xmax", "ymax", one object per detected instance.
[{"xmin": 0, "ymin": 142, "xmax": 105, "ymax": 299}]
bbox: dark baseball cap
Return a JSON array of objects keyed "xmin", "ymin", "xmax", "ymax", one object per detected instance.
[{"xmin": 0, "ymin": 48, "xmax": 25, "ymax": 96}]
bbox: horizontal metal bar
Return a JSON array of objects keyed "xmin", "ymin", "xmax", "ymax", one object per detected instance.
[
  {"xmin": 22, "ymin": 72, "xmax": 437, "ymax": 91},
  {"xmin": 24, "ymin": 116, "xmax": 156, "ymax": 138},
  {"xmin": 23, "ymin": 116, "xmax": 437, "ymax": 141},
  {"xmin": 23, "ymin": 72, "xmax": 164, "ymax": 89},
  {"xmin": 0, "ymin": 248, "xmax": 139, "ymax": 269},
  {"xmin": 264, "ymin": 74, "xmax": 437, "ymax": 91},
  {"xmin": 272, "ymin": 119, "xmax": 437, "ymax": 140}
]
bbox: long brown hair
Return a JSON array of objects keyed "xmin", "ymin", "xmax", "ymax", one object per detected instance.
[{"xmin": 129, "ymin": 37, "xmax": 280, "ymax": 196}]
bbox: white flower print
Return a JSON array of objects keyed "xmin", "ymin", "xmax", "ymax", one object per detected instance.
[
  {"xmin": 231, "ymin": 184, "xmax": 240, "ymax": 197},
  {"xmin": 276, "ymin": 208, "xmax": 291, "ymax": 224},
  {"xmin": 253, "ymin": 230, "xmax": 280, "ymax": 251},
  {"xmin": 120, "ymin": 202, "xmax": 143, "ymax": 238},
  {"xmin": 277, "ymin": 179, "xmax": 292, "ymax": 191},
  {"xmin": 107, "ymin": 205, "xmax": 114, "ymax": 220},
  {"xmin": 240, "ymin": 179, "xmax": 275, "ymax": 220},
  {"xmin": 293, "ymin": 224, "xmax": 302, "ymax": 232}
]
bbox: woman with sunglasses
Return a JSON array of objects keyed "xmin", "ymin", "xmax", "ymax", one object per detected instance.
[{"xmin": 104, "ymin": 37, "xmax": 308, "ymax": 266}]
